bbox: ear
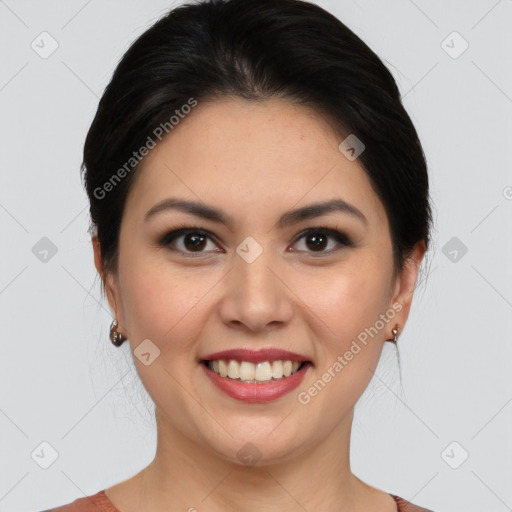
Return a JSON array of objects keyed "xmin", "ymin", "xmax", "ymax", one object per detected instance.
[
  {"xmin": 92, "ymin": 235, "xmax": 125, "ymax": 330},
  {"xmin": 389, "ymin": 240, "xmax": 426, "ymax": 338}
]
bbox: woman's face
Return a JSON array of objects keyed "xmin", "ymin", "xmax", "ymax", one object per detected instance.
[{"xmin": 96, "ymin": 97, "xmax": 423, "ymax": 465}]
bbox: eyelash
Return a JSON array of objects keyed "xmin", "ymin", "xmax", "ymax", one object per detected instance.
[{"xmin": 157, "ymin": 222, "xmax": 354, "ymax": 257}]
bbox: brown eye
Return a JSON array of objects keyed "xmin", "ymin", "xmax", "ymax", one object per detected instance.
[
  {"xmin": 181, "ymin": 232, "xmax": 208, "ymax": 251},
  {"xmin": 304, "ymin": 232, "xmax": 329, "ymax": 251},
  {"xmin": 291, "ymin": 228, "xmax": 353, "ymax": 255},
  {"xmin": 158, "ymin": 225, "xmax": 353, "ymax": 257},
  {"xmin": 159, "ymin": 228, "xmax": 220, "ymax": 254}
]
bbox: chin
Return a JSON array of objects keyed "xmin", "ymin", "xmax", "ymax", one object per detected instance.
[{"xmin": 196, "ymin": 420, "xmax": 313, "ymax": 468}]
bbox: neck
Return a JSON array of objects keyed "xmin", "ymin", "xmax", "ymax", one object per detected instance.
[{"xmin": 132, "ymin": 406, "xmax": 382, "ymax": 512}]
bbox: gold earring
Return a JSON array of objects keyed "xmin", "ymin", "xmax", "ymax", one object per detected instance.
[{"xmin": 109, "ymin": 319, "xmax": 126, "ymax": 347}]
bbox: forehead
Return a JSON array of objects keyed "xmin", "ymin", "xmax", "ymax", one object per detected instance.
[{"xmin": 123, "ymin": 97, "xmax": 386, "ymax": 229}]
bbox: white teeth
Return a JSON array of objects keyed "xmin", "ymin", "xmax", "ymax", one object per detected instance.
[
  {"xmin": 255, "ymin": 362, "xmax": 273, "ymax": 381},
  {"xmin": 272, "ymin": 360, "xmax": 283, "ymax": 379},
  {"xmin": 207, "ymin": 359, "xmax": 305, "ymax": 383},
  {"xmin": 239, "ymin": 361, "xmax": 255, "ymax": 381},
  {"xmin": 218, "ymin": 359, "xmax": 228, "ymax": 377},
  {"xmin": 227, "ymin": 360, "xmax": 240, "ymax": 379}
]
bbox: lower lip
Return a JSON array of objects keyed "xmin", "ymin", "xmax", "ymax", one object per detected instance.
[{"xmin": 201, "ymin": 362, "xmax": 311, "ymax": 403}]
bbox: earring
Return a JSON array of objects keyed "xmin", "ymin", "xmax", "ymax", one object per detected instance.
[
  {"xmin": 110, "ymin": 319, "xmax": 126, "ymax": 347},
  {"xmin": 390, "ymin": 325, "xmax": 399, "ymax": 344}
]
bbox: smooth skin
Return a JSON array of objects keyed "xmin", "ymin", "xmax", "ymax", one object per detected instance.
[{"xmin": 92, "ymin": 97, "xmax": 425, "ymax": 512}]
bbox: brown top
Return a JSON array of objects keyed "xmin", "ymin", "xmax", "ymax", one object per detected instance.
[{"xmin": 41, "ymin": 490, "xmax": 435, "ymax": 512}]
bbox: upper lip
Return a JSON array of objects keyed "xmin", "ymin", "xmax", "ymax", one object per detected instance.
[{"xmin": 201, "ymin": 348, "xmax": 311, "ymax": 364}]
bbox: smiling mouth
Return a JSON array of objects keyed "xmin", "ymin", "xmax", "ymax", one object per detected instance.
[{"xmin": 202, "ymin": 359, "xmax": 311, "ymax": 384}]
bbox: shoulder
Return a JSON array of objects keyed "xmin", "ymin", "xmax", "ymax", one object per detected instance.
[
  {"xmin": 39, "ymin": 490, "xmax": 119, "ymax": 512},
  {"xmin": 391, "ymin": 494, "xmax": 436, "ymax": 512}
]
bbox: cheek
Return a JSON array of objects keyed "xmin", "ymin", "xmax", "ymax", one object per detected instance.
[
  {"xmin": 118, "ymin": 250, "xmax": 208, "ymax": 351},
  {"xmin": 117, "ymin": 254, "xmax": 212, "ymax": 413},
  {"xmin": 300, "ymin": 259, "xmax": 393, "ymax": 367},
  {"xmin": 313, "ymin": 264, "xmax": 390, "ymax": 330}
]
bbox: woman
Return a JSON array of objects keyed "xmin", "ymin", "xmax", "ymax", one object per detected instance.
[{"xmin": 43, "ymin": 0, "xmax": 434, "ymax": 510}]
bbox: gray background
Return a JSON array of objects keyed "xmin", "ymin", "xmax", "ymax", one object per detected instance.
[{"xmin": 0, "ymin": 1, "xmax": 511, "ymax": 511}]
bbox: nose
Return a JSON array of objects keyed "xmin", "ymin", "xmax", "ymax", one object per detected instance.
[{"xmin": 217, "ymin": 246, "xmax": 294, "ymax": 333}]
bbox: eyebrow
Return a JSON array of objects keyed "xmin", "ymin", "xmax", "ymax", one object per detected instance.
[{"xmin": 144, "ymin": 197, "xmax": 367, "ymax": 228}]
